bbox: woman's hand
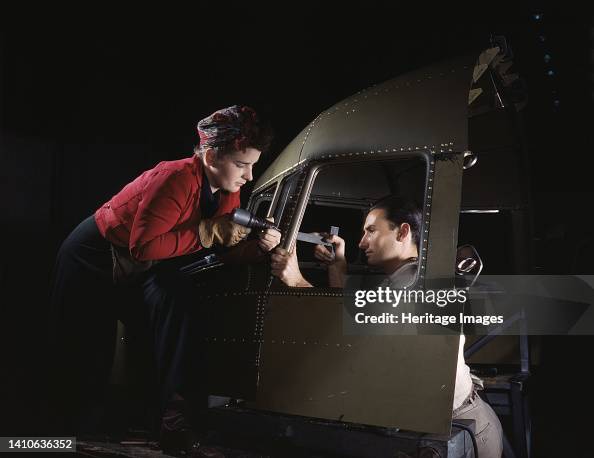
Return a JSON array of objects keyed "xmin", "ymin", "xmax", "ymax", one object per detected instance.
[{"xmin": 257, "ymin": 217, "xmax": 281, "ymax": 252}]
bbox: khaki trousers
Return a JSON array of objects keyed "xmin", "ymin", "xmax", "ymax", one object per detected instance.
[{"xmin": 453, "ymin": 391, "xmax": 503, "ymax": 458}]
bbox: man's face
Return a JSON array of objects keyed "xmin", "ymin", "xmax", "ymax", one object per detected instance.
[
  {"xmin": 209, "ymin": 147, "xmax": 261, "ymax": 193},
  {"xmin": 358, "ymin": 209, "xmax": 403, "ymax": 268}
]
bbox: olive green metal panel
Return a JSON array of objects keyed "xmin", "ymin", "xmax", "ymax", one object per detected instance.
[
  {"xmin": 300, "ymin": 56, "xmax": 472, "ymax": 162},
  {"xmin": 254, "ymin": 124, "xmax": 310, "ymax": 193},
  {"xmin": 192, "ymin": 263, "xmax": 267, "ymax": 399},
  {"xmin": 254, "ymin": 53, "xmax": 478, "ymax": 192},
  {"xmin": 254, "ymin": 293, "xmax": 459, "ymax": 436},
  {"xmin": 425, "ymin": 156, "xmax": 464, "ymax": 285}
]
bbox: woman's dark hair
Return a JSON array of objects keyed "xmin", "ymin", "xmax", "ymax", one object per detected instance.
[
  {"xmin": 239, "ymin": 117, "xmax": 274, "ymax": 155},
  {"xmin": 370, "ymin": 195, "xmax": 422, "ymax": 247}
]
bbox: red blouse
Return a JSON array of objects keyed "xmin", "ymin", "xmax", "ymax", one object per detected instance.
[{"xmin": 94, "ymin": 155, "xmax": 240, "ymax": 261}]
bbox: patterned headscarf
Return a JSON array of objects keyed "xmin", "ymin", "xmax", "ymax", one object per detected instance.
[{"xmin": 197, "ymin": 105, "xmax": 258, "ymax": 152}]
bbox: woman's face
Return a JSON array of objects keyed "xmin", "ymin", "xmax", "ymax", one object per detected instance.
[{"xmin": 208, "ymin": 147, "xmax": 261, "ymax": 193}]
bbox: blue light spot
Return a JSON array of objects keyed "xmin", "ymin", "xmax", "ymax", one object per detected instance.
[
  {"xmin": 544, "ymin": 54, "xmax": 551, "ymax": 63},
  {"xmin": 533, "ymin": 13, "xmax": 542, "ymax": 20},
  {"xmin": 547, "ymin": 70, "xmax": 554, "ymax": 76}
]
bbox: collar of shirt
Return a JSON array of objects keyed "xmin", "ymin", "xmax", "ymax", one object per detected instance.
[
  {"xmin": 200, "ymin": 171, "xmax": 220, "ymax": 219},
  {"xmin": 382, "ymin": 260, "xmax": 419, "ymax": 289}
]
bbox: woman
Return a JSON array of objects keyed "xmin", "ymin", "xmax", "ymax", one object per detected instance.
[{"xmin": 48, "ymin": 105, "xmax": 280, "ymax": 439}]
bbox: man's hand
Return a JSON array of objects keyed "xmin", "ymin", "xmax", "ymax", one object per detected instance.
[
  {"xmin": 199, "ymin": 214, "xmax": 251, "ymax": 248},
  {"xmin": 257, "ymin": 217, "xmax": 281, "ymax": 252},
  {"xmin": 313, "ymin": 233, "xmax": 346, "ymax": 265},
  {"xmin": 314, "ymin": 233, "xmax": 347, "ymax": 288},
  {"xmin": 270, "ymin": 247, "xmax": 312, "ymax": 287}
]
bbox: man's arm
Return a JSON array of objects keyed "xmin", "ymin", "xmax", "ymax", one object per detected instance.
[{"xmin": 270, "ymin": 247, "xmax": 312, "ymax": 287}]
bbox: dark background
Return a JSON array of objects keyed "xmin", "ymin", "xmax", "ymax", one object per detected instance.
[{"xmin": 1, "ymin": 7, "xmax": 593, "ymax": 457}]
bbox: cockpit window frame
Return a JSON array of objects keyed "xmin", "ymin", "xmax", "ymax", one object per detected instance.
[{"xmin": 272, "ymin": 151, "xmax": 433, "ymax": 289}]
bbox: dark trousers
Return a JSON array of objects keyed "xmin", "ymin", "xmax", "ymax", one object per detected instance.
[
  {"xmin": 48, "ymin": 216, "xmax": 204, "ymax": 434},
  {"xmin": 143, "ymin": 263, "xmax": 208, "ymax": 413}
]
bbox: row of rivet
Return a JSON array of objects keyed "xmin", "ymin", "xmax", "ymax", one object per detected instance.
[
  {"xmin": 254, "ymin": 294, "xmax": 262, "ymax": 337},
  {"xmin": 431, "ymin": 141, "xmax": 455, "ymax": 154},
  {"xmin": 320, "ymin": 145, "xmax": 432, "ymax": 160},
  {"xmin": 267, "ymin": 341, "xmax": 353, "ymax": 347},
  {"xmin": 203, "ymin": 337, "xmax": 353, "ymax": 348},
  {"xmin": 195, "ymin": 290, "xmax": 344, "ymax": 300},
  {"xmin": 338, "ymin": 67, "xmax": 467, "ymax": 111},
  {"xmin": 254, "ymin": 140, "xmax": 456, "ymax": 201},
  {"xmin": 419, "ymin": 152, "xmax": 439, "ymax": 279},
  {"xmin": 246, "ymin": 265, "xmax": 252, "ymax": 291},
  {"xmin": 301, "ymin": 112, "xmax": 324, "ymax": 147},
  {"xmin": 254, "ymin": 293, "xmax": 265, "ymax": 365}
]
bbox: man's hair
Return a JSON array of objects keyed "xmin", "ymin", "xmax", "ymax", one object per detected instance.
[
  {"xmin": 370, "ymin": 196, "xmax": 422, "ymax": 247},
  {"xmin": 194, "ymin": 115, "xmax": 274, "ymax": 158}
]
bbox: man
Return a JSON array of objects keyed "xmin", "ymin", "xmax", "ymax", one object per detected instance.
[
  {"xmin": 49, "ymin": 105, "xmax": 281, "ymax": 443},
  {"xmin": 270, "ymin": 195, "xmax": 503, "ymax": 458}
]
